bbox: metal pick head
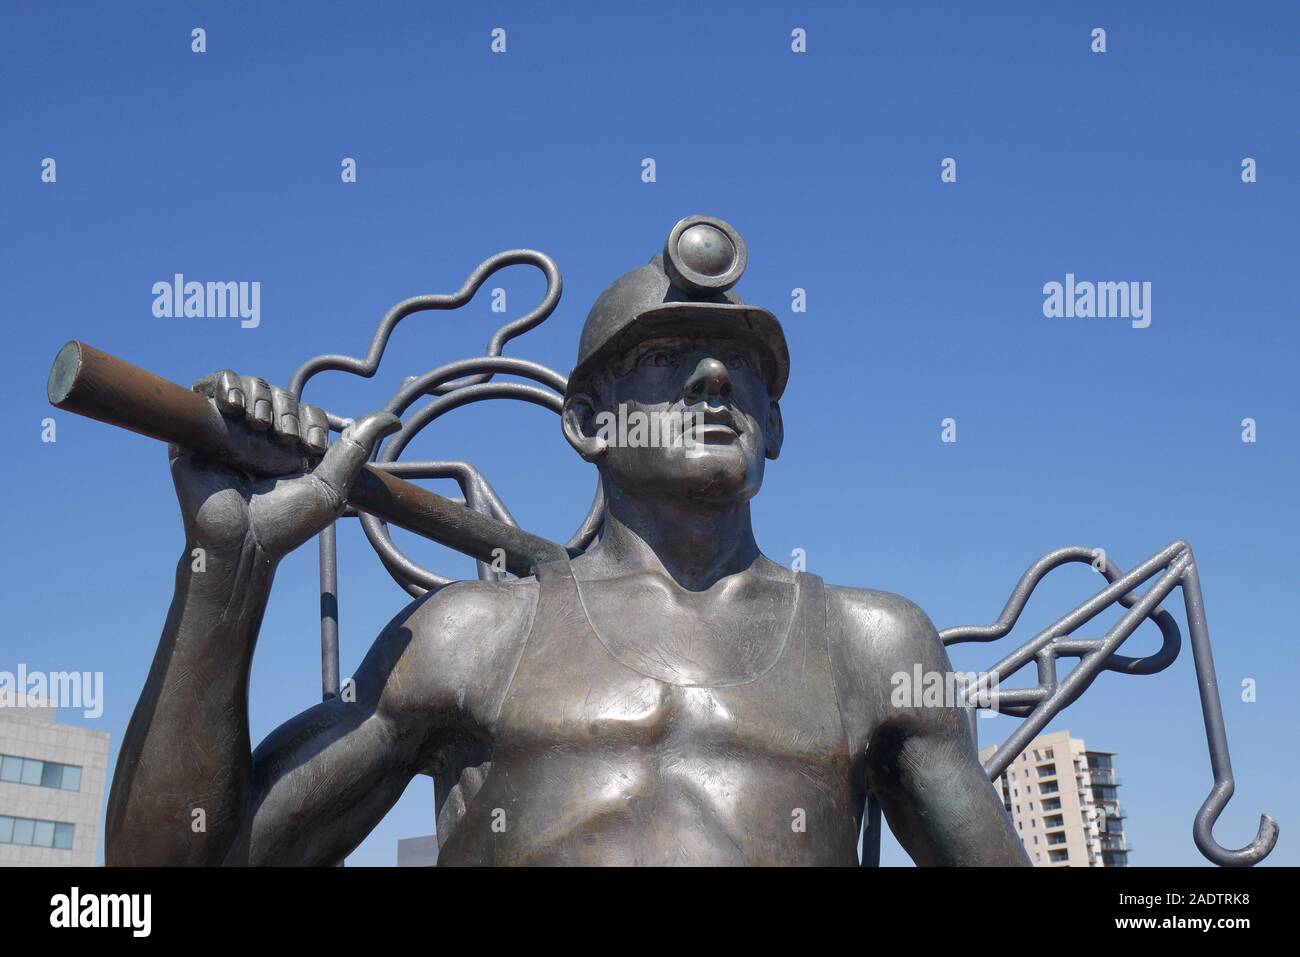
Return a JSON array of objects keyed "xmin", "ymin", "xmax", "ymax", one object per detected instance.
[{"xmin": 663, "ymin": 215, "xmax": 747, "ymax": 296}]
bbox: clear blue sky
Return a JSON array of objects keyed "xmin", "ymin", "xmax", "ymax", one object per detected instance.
[{"xmin": 2, "ymin": 0, "xmax": 1296, "ymax": 866}]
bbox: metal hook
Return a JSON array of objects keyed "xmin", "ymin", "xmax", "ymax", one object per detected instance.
[
  {"xmin": 942, "ymin": 541, "xmax": 1279, "ymax": 866},
  {"xmin": 1194, "ymin": 787, "xmax": 1279, "ymax": 867},
  {"xmin": 1180, "ymin": 554, "xmax": 1279, "ymax": 866}
]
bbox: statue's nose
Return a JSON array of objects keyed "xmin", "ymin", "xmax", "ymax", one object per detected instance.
[{"xmin": 684, "ymin": 357, "xmax": 731, "ymax": 402}]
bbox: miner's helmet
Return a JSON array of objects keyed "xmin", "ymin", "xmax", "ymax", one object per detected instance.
[{"xmin": 566, "ymin": 215, "xmax": 790, "ymax": 401}]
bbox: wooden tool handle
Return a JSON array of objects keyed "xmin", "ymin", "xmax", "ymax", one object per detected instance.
[{"xmin": 47, "ymin": 340, "xmax": 570, "ymax": 576}]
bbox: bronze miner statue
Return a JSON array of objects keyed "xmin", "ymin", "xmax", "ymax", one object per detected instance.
[{"xmin": 47, "ymin": 216, "xmax": 1275, "ymax": 866}]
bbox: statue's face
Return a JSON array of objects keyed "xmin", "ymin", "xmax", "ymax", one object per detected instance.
[{"xmin": 564, "ymin": 333, "xmax": 784, "ymax": 507}]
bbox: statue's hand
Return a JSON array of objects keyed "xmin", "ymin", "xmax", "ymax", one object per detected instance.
[{"xmin": 170, "ymin": 370, "xmax": 400, "ymax": 560}]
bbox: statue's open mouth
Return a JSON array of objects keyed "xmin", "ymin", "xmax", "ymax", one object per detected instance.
[{"xmin": 689, "ymin": 405, "xmax": 740, "ymax": 443}]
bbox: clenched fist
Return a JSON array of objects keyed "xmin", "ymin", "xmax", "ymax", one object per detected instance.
[{"xmin": 171, "ymin": 370, "xmax": 400, "ymax": 560}]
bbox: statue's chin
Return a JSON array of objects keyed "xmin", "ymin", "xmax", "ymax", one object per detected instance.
[{"xmin": 607, "ymin": 449, "xmax": 763, "ymax": 508}]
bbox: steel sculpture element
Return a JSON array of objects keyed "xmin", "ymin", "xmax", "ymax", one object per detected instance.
[
  {"xmin": 50, "ymin": 215, "xmax": 1276, "ymax": 867},
  {"xmin": 859, "ymin": 543, "xmax": 1278, "ymax": 867}
]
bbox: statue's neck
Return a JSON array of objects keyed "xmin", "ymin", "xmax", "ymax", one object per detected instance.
[{"xmin": 585, "ymin": 484, "xmax": 763, "ymax": 592}]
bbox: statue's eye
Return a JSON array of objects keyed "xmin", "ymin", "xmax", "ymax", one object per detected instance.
[
  {"xmin": 641, "ymin": 350, "xmax": 677, "ymax": 368},
  {"xmin": 725, "ymin": 354, "xmax": 749, "ymax": 370}
]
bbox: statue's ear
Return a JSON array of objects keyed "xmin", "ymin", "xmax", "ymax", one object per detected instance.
[
  {"xmin": 765, "ymin": 399, "xmax": 784, "ymax": 461},
  {"xmin": 562, "ymin": 392, "xmax": 608, "ymax": 463}
]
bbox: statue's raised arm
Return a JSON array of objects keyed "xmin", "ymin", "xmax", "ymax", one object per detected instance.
[{"xmin": 57, "ymin": 216, "xmax": 1275, "ymax": 866}]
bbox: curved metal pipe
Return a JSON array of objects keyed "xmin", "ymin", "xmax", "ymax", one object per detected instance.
[
  {"xmin": 360, "ymin": 382, "xmax": 600, "ymax": 593},
  {"xmin": 943, "ymin": 541, "xmax": 1277, "ymax": 866},
  {"xmin": 288, "ymin": 250, "xmax": 562, "ymax": 398},
  {"xmin": 1180, "ymin": 556, "xmax": 1279, "ymax": 866},
  {"xmin": 941, "ymin": 545, "xmax": 1181, "ymax": 676}
]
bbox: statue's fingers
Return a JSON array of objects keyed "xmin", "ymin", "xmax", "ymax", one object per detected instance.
[
  {"xmin": 241, "ymin": 376, "xmax": 274, "ymax": 431},
  {"xmin": 270, "ymin": 387, "xmax": 301, "ymax": 446},
  {"xmin": 310, "ymin": 412, "xmax": 401, "ymax": 508},
  {"xmin": 192, "ymin": 370, "xmax": 246, "ymax": 416},
  {"xmin": 300, "ymin": 404, "xmax": 329, "ymax": 456}
]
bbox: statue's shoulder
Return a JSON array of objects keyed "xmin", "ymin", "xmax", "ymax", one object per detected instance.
[
  {"xmin": 822, "ymin": 584, "xmax": 949, "ymax": 751},
  {"xmin": 379, "ymin": 577, "xmax": 540, "ymax": 723},
  {"xmin": 825, "ymin": 584, "xmax": 938, "ymax": 640},
  {"xmin": 823, "ymin": 584, "xmax": 945, "ymax": 671},
  {"xmin": 400, "ymin": 576, "xmax": 540, "ymax": 647}
]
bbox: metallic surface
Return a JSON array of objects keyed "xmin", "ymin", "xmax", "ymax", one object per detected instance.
[
  {"xmin": 53, "ymin": 215, "xmax": 1275, "ymax": 866},
  {"xmin": 662, "ymin": 214, "xmax": 748, "ymax": 295},
  {"xmin": 319, "ymin": 521, "xmax": 340, "ymax": 700},
  {"xmin": 936, "ymin": 543, "xmax": 1277, "ymax": 866},
  {"xmin": 568, "ymin": 216, "xmax": 789, "ymax": 401},
  {"xmin": 46, "ymin": 340, "xmax": 567, "ymax": 576}
]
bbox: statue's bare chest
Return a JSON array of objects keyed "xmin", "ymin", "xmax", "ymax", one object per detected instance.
[
  {"xmin": 496, "ymin": 570, "xmax": 842, "ymax": 756},
  {"xmin": 435, "ymin": 566, "xmax": 861, "ymax": 865}
]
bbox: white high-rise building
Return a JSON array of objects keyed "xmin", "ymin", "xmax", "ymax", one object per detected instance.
[
  {"xmin": 0, "ymin": 696, "xmax": 110, "ymax": 866},
  {"xmin": 980, "ymin": 729, "xmax": 1129, "ymax": 867}
]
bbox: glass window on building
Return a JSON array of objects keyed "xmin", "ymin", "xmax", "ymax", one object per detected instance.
[
  {"xmin": 0, "ymin": 755, "xmax": 21, "ymax": 783},
  {"xmin": 0, "ymin": 815, "xmax": 76, "ymax": 849},
  {"xmin": 0, "ymin": 754, "xmax": 84, "ymax": 792},
  {"xmin": 54, "ymin": 823, "xmax": 75, "ymax": 849},
  {"xmin": 32, "ymin": 819, "xmax": 55, "ymax": 848},
  {"xmin": 40, "ymin": 761, "xmax": 64, "ymax": 788}
]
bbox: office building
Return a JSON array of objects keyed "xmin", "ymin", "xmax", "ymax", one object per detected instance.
[
  {"xmin": 980, "ymin": 729, "xmax": 1129, "ymax": 867},
  {"xmin": 0, "ymin": 696, "xmax": 110, "ymax": 866},
  {"xmin": 397, "ymin": 834, "xmax": 439, "ymax": 867}
]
